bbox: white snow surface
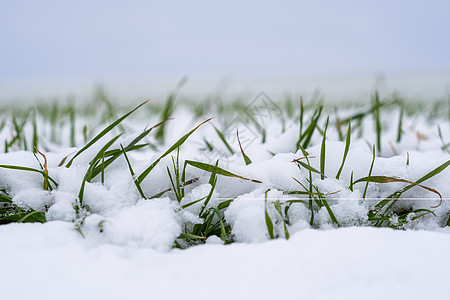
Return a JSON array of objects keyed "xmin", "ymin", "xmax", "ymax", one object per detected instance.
[{"xmin": 1, "ymin": 223, "xmax": 450, "ymax": 299}]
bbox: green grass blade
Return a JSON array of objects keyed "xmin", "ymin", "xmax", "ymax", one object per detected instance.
[
  {"xmin": 121, "ymin": 144, "xmax": 146, "ymax": 199},
  {"xmin": 78, "ymin": 134, "xmax": 123, "ymax": 207},
  {"xmin": 299, "ymin": 105, "xmax": 323, "ymax": 149},
  {"xmin": 349, "ymin": 171, "xmax": 354, "ymax": 192},
  {"xmin": 296, "ymin": 160, "xmax": 326, "ymax": 178},
  {"xmin": 217, "ymin": 199, "xmax": 234, "ymax": 210},
  {"xmin": 66, "ymin": 100, "xmax": 148, "ymax": 167},
  {"xmin": 299, "ymin": 97, "xmax": 304, "ymax": 141},
  {"xmin": 32, "ymin": 110, "xmax": 39, "ymax": 151},
  {"xmin": 17, "ymin": 211, "xmax": 46, "ymax": 223},
  {"xmin": 177, "ymin": 233, "xmax": 206, "ymax": 240},
  {"xmin": 237, "ymin": 130, "xmax": 252, "ymax": 165},
  {"xmin": 320, "ymin": 116, "xmax": 329, "ymax": 180},
  {"xmin": 184, "ymin": 160, "xmax": 262, "ymax": 183},
  {"xmin": 70, "ymin": 107, "xmax": 76, "ymax": 147},
  {"xmin": 85, "ymin": 133, "xmax": 124, "ymax": 182},
  {"xmin": 148, "ymin": 188, "xmax": 171, "ymax": 199},
  {"xmin": 373, "ymin": 91, "xmax": 382, "ymax": 153},
  {"xmin": 0, "ymin": 165, "xmax": 58, "ymax": 188},
  {"xmin": 137, "ymin": 118, "xmax": 212, "ymax": 184},
  {"xmin": 264, "ymin": 190, "xmax": 275, "ymax": 239},
  {"xmin": 214, "ymin": 126, "xmax": 234, "ymax": 155},
  {"xmin": 396, "ymin": 106, "xmax": 404, "ymax": 143},
  {"xmin": 155, "ymin": 77, "xmax": 187, "ymax": 143},
  {"xmin": 378, "ymin": 159, "xmax": 450, "ymax": 209},
  {"xmin": 362, "ymin": 145, "xmax": 376, "ymax": 200},
  {"xmin": 336, "ymin": 120, "xmax": 351, "ymax": 180},
  {"xmin": 199, "ymin": 173, "xmax": 217, "ymax": 217},
  {"xmin": 273, "ymin": 201, "xmax": 290, "ymax": 239},
  {"xmin": 211, "ymin": 207, "xmax": 227, "ymax": 242}
]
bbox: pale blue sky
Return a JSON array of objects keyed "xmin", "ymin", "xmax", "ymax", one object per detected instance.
[{"xmin": 1, "ymin": 0, "xmax": 449, "ymax": 99}]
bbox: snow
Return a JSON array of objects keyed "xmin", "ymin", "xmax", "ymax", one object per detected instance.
[
  {"xmin": 1, "ymin": 223, "xmax": 450, "ymax": 299},
  {"xmin": 0, "ymin": 99, "xmax": 449, "ymax": 299}
]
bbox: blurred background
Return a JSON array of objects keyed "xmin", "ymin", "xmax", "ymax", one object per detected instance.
[{"xmin": 1, "ymin": 0, "xmax": 449, "ymax": 103}]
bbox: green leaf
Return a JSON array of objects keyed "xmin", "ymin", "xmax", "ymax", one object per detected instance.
[
  {"xmin": 137, "ymin": 118, "xmax": 212, "ymax": 184},
  {"xmin": 336, "ymin": 120, "xmax": 351, "ymax": 180},
  {"xmin": 121, "ymin": 144, "xmax": 146, "ymax": 199},
  {"xmin": 237, "ymin": 129, "xmax": 252, "ymax": 165},
  {"xmin": 0, "ymin": 164, "xmax": 58, "ymax": 189},
  {"xmin": 184, "ymin": 160, "xmax": 262, "ymax": 183},
  {"xmin": 214, "ymin": 126, "xmax": 234, "ymax": 155},
  {"xmin": 177, "ymin": 233, "xmax": 206, "ymax": 240},
  {"xmin": 264, "ymin": 190, "xmax": 275, "ymax": 240},
  {"xmin": 320, "ymin": 116, "xmax": 329, "ymax": 180},
  {"xmin": 65, "ymin": 100, "xmax": 148, "ymax": 167},
  {"xmin": 362, "ymin": 145, "xmax": 376, "ymax": 200}
]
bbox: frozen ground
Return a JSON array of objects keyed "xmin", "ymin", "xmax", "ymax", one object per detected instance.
[{"xmin": 0, "ymin": 95, "xmax": 449, "ymax": 299}]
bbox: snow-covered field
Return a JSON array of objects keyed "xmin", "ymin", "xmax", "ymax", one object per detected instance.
[{"xmin": 0, "ymin": 91, "xmax": 449, "ymax": 299}]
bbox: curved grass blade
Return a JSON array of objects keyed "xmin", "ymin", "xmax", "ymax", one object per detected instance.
[
  {"xmin": 34, "ymin": 147, "xmax": 49, "ymax": 190},
  {"xmin": 120, "ymin": 144, "xmax": 146, "ymax": 199},
  {"xmin": 217, "ymin": 199, "xmax": 234, "ymax": 210},
  {"xmin": 199, "ymin": 169, "xmax": 218, "ymax": 217},
  {"xmin": 237, "ymin": 129, "xmax": 252, "ymax": 165},
  {"xmin": 296, "ymin": 160, "xmax": 326, "ymax": 178},
  {"xmin": 148, "ymin": 188, "xmax": 172, "ymax": 200},
  {"xmin": 177, "ymin": 233, "xmax": 206, "ymax": 240},
  {"xmin": 0, "ymin": 165, "xmax": 58, "ymax": 188},
  {"xmin": 78, "ymin": 134, "xmax": 123, "ymax": 207},
  {"xmin": 17, "ymin": 211, "xmax": 46, "ymax": 223},
  {"xmin": 90, "ymin": 120, "xmax": 167, "ymax": 179},
  {"xmin": 155, "ymin": 77, "xmax": 187, "ymax": 143},
  {"xmin": 371, "ymin": 159, "xmax": 450, "ymax": 226},
  {"xmin": 353, "ymin": 175, "xmax": 442, "ymax": 201},
  {"xmin": 137, "ymin": 118, "xmax": 212, "ymax": 184},
  {"xmin": 66, "ymin": 100, "xmax": 148, "ymax": 168},
  {"xmin": 184, "ymin": 160, "xmax": 262, "ymax": 183},
  {"xmin": 214, "ymin": 126, "xmax": 234, "ymax": 155}
]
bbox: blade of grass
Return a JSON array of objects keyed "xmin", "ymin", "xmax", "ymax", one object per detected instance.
[
  {"xmin": 362, "ymin": 145, "xmax": 376, "ymax": 200},
  {"xmin": 237, "ymin": 129, "xmax": 252, "ymax": 165},
  {"xmin": 264, "ymin": 190, "xmax": 275, "ymax": 239},
  {"xmin": 336, "ymin": 120, "xmax": 351, "ymax": 180},
  {"xmin": 211, "ymin": 207, "xmax": 227, "ymax": 243},
  {"xmin": 273, "ymin": 201, "xmax": 290, "ymax": 239},
  {"xmin": 78, "ymin": 134, "xmax": 123, "ymax": 208},
  {"xmin": 155, "ymin": 77, "xmax": 187, "ymax": 143},
  {"xmin": 184, "ymin": 160, "xmax": 262, "ymax": 183},
  {"xmin": 120, "ymin": 144, "xmax": 146, "ymax": 199},
  {"xmin": 214, "ymin": 126, "xmax": 234, "ymax": 155},
  {"xmin": 137, "ymin": 118, "xmax": 212, "ymax": 184},
  {"xmin": 396, "ymin": 105, "xmax": 404, "ymax": 143},
  {"xmin": 373, "ymin": 91, "xmax": 382, "ymax": 153},
  {"xmin": 66, "ymin": 100, "xmax": 148, "ymax": 168},
  {"xmin": 0, "ymin": 165, "xmax": 58, "ymax": 189},
  {"xmin": 320, "ymin": 116, "xmax": 329, "ymax": 180},
  {"xmin": 299, "ymin": 105, "xmax": 323, "ymax": 149}
]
